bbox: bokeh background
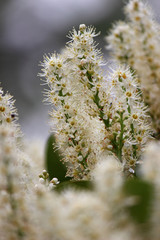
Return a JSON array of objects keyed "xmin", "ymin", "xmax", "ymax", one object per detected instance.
[{"xmin": 0, "ymin": 0, "xmax": 159, "ymax": 144}]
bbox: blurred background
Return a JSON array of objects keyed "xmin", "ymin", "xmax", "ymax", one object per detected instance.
[{"xmin": 0, "ymin": 0, "xmax": 159, "ymax": 144}]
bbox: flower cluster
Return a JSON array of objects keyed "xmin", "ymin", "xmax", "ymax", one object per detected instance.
[
  {"xmin": 33, "ymin": 157, "xmax": 137, "ymax": 240},
  {"xmin": 31, "ymin": 151, "xmax": 159, "ymax": 240},
  {"xmin": 40, "ymin": 26, "xmax": 108, "ymax": 180},
  {"xmin": 0, "ymin": 125, "xmax": 36, "ymax": 240},
  {"xmin": 0, "ymin": 63, "xmax": 156, "ymax": 240},
  {"xmin": 100, "ymin": 65, "xmax": 151, "ymax": 173},
  {"xmin": 0, "ymin": 86, "xmax": 21, "ymax": 139},
  {"xmin": 0, "ymin": 86, "xmax": 40, "ymax": 239},
  {"xmin": 106, "ymin": 0, "xmax": 160, "ymax": 133},
  {"xmin": 38, "ymin": 169, "xmax": 60, "ymax": 190},
  {"xmin": 40, "ymin": 24, "xmax": 151, "ymax": 179}
]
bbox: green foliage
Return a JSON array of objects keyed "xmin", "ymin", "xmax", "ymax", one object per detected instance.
[
  {"xmin": 55, "ymin": 180, "xmax": 94, "ymax": 193},
  {"xmin": 124, "ymin": 178, "xmax": 154, "ymax": 224},
  {"xmin": 45, "ymin": 134, "xmax": 69, "ymax": 182}
]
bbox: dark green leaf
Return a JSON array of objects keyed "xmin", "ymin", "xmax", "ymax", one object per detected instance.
[
  {"xmin": 123, "ymin": 178, "xmax": 154, "ymax": 224},
  {"xmin": 45, "ymin": 134, "xmax": 70, "ymax": 182},
  {"xmin": 55, "ymin": 180, "xmax": 94, "ymax": 193}
]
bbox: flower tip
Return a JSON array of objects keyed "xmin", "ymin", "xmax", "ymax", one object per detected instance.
[{"xmin": 79, "ymin": 24, "xmax": 86, "ymax": 32}]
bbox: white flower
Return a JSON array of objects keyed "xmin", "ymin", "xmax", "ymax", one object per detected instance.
[
  {"xmin": 50, "ymin": 177, "xmax": 60, "ymax": 185},
  {"xmin": 106, "ymin": 0, "xmax": 160, "ymax": 132},
  {"xmin": 41, "ymin": 23, "xmax": 151, "ymax": 178},
  {"xmin": 39, "ymin": 177, "xmax": 45, "ymax": 184}
]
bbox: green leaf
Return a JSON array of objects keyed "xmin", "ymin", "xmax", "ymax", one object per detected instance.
[
  {"xmin": 45, "ymin": 134, "xmax": 70, "ymax": 182},
  {"xmin": 55, "ymin": 180, "xmax": 94, "ymax": 193},
  {"xmin": 123, "ymin": 178, "xmax": 154, "ymax": 224}
]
